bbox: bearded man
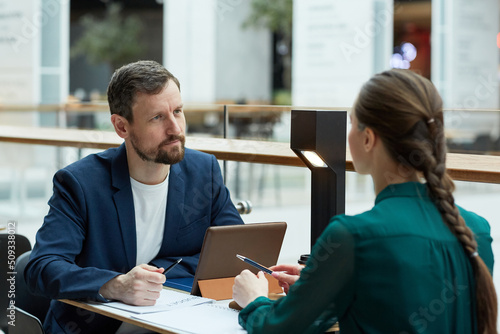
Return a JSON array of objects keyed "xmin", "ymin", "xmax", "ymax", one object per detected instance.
[{"xmin": 26, "ymin": 60, "xmax": 244, "ymax": 333}]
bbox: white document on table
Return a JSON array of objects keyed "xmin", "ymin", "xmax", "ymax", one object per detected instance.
[
  {"xmin": 103, "ymin": 289, "xmax": 214, "ymax": 314},
  {"xmin": 132, "ymin": 303, "xmax": 246, "ymax": 334}
]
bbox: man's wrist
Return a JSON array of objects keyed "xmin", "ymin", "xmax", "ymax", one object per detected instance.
[{"xmin": 99, "ymin": 274, "xmax": 122, "ymax": 301}]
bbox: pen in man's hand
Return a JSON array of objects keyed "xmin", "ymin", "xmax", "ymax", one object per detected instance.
[
  {"xmin": 163, "ymin": 258, "xmax": 182, "ymax": 276},
  {"xmin": 236, "ymin": 254, "xmax": 273, "ymax": 275}
]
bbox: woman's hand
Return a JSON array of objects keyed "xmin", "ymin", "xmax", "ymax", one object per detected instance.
[
  {"xmin": 270, "ymin": 264, "xmax": 303, "ymax": 294},
  {"xmin": 232, "ymin": 270, "xmax": 269, "ymax": 308}
]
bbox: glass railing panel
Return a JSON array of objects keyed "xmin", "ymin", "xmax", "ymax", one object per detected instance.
[{"xmin": 444, "ymin": 109, "xmax": 500, "ymax": 155}]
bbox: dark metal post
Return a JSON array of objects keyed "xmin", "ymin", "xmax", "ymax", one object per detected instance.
[{"xmin": 291, "ymin": 109, "xmax": 347, "ymax": 247}]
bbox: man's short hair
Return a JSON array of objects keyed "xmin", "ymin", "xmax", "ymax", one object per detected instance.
[{"xmin": 107, "ymin": 60, "xmax": 181, "ymax": 122}]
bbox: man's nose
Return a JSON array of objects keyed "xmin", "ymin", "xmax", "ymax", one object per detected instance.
[{"xmin": 164, "ymin": 114, "xmax": 181, "ymax": 135}]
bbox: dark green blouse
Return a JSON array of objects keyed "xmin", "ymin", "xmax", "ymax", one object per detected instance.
[{"xmin": 239, "ymin": 182, "xmax": 494, "ymax": 334}]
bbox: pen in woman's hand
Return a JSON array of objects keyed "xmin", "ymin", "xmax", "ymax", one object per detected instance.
[{"xmin": 236, "ymin": 254, "xmax": 273, "ymax": 275}]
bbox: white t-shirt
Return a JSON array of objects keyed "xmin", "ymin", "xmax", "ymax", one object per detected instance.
[
  {"xmin": 129, "ymin": 174, "xmax": 168, "ymax": 266},
  {"xmin": 116, "ymin": 174, "xmax": 169, "ymax": 334}
]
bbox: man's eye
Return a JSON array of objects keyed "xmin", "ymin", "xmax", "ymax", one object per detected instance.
[
  {"xmin": 174, "ymin": 109, "xmax": 183, "ymax": 114},
  {"xmin": 152, "ymin": 115, "xmax": 161, "ymax": 120}
]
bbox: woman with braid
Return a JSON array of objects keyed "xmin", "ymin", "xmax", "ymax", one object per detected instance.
[{"xmin": 233, "ymin": 69, "xmax": 497, "ymax": 333}]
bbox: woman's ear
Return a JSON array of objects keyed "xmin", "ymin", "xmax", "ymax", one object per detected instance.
[
  {"xmin": 111, "ymin": 114, "xmax": 129, "ymax": 139},
  {"xmin": 363, "ymin": 127, "xmax": 377, "ymax": 152}
]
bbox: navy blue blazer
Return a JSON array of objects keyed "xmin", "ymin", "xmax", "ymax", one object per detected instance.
[{"xmin": 25, "ymin": 144, "xmax": 244, "ymax": 333}]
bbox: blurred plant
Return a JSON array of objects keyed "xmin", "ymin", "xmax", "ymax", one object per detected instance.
[
  {"xmin": 71, "ymin": 3, "xmax": 144, "ymax": 71},
  {"xmin": 273, "ymin": 89, "xmax": 292, "ymax": 105},
  {"xmin": 244, "ymin": 0, "xmax": 293, "ymax": 38},
  {"xmin": 243, "ymin": 0, "xmax": 293, "ymax": 92}
]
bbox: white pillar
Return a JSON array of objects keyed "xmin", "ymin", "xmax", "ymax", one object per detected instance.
[
  {"xmin": 40, "ymin": 0, "xmax": 70, "ymax": 105},
  {"xmin": 0, "ymin": 0, "xmax": 70, "ymax": 219},
  {"xmin": 163, "ymin": 0, "xmax": 217, "ymax": 103},
  {"xmin": 0, "ymin": 0, "xmax": 69, "ymax": 108},
  {"xmin": 292, "ymin": 0, "xmax": 393, "ymax": 107},
  {"xmin": 0, "ymin": 0, "xmax": 42, "ymax": 106},
  {"xmin": 163, "ymin": 0, "xmax": 272, "ymax": 104},
  {"xmin": 431, "ymin": 0, "xmax": 499, "ymax": 135}
]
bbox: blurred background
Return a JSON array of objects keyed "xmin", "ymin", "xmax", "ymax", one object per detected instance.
[{"xmin": 0, "ymin": 0, "xmax": 499, "ymax": 322}]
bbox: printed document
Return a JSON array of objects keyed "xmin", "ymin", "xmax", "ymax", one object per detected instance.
[
  {"xmin": 133, "ymin": 303, "xmax": 246, "ymax": 334},
  {"xmin": 103, "ymin": 289, "xmax": 213, "ymax": 314}
]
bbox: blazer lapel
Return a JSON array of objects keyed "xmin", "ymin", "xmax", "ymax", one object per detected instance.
[
  {"xmin": 111, "ymin": 144, "xmax": 137, "ymax": 269},
  {"xmin": 160, "ymin": 163, "xmax": 185, "ymax": 254}
]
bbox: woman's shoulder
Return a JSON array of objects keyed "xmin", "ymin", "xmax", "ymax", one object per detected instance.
[
  {"xmin": 457, "ymin": 205, "xmax": 491, "ymax": 235},
  {"xmin": 331, "ymin": 205, "xmax": 491, "ymax": 233},
  {"xmin": 326, "ymin": 209, "xmax": 381, "ymax": 237}
]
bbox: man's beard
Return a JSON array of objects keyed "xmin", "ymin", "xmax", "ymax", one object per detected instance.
[{"xmin": 130, "ymin": 133, "xmax": 186, "ymax": 165}]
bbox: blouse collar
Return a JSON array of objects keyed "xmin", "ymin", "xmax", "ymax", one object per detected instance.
[{"xmin": 375, "ymin": 182, "xmax": 430, "ymax": 205}]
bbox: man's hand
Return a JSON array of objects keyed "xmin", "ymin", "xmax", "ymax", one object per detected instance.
[
  {"xmin": 270, "ymin": 264, "xmax": 303, "ymax": 294},
  {"xmin": 232, "ymin": 270, "xmax": 269, "ymax": 309},
  {"xmin": 99, "ymin": 264, "xmax": 166, "ymax": 305}
]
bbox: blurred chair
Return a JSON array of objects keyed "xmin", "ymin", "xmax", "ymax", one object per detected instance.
[
  {"xmin": 0, "ymin": 233, "xmax": 31, "ymax": 333},
  {"xmin": 495, "ymin": 136, "xmax": 500, "ymax": 152},
  {"xmin": 9, "ymin": 307, "xmax": 44, "ymax": 334},
  {"xmin": 471, "ymin": 134, "xmax": 494, "ymax": 153},
  {"xmin": 231, "ymin": 113, "xmax": 282, "ymax": 205},
  {"xmin": 14, "ymin": 251, "xmax": 51, "ymax": 325}
]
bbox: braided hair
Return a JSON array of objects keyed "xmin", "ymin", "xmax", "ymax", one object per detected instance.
[{"xmin": 353, "ymin": 69, "xmax": 497, "ymax": 333}]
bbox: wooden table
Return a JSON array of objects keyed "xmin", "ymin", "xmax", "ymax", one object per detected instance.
[
  {"xmin": 59, "ymin": 298, "xmax": 183, "ymax": 334},
  {"xmin": 59, "ymin": 297, "xmax": 339, "ymax": 334},
  {"xmin": 60, "ymin": 299, "xmax": 174, "ymax": 333}
]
